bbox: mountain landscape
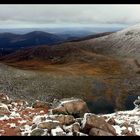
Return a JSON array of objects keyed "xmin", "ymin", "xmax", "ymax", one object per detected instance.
[
  {"xmin": 0, "ymin": 23, "xmax": 140, "ymax": 115},
  {"xmin": 0, "ymin": 4, "xmax": 140, "ymax": 136}
]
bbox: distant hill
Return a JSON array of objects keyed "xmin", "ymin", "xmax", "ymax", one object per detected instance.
[
  {"xmin": 0, "ymin": 31, "xmax": 64, "ymax": 49},
  {"xmin": 0, "ymin": 31, "xmax": 114, "ymax": 56}
]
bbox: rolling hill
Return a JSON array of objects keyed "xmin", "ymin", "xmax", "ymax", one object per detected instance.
[
  {"xmin": 0, "ymin": 31, "xmax": 114, "ymax": 57},
  {"xmin": 71, "ymin": 24, "xmax": 140, "ymax": 60}
]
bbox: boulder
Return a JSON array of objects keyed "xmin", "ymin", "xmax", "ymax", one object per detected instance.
[
  {"xmin": 38, "ymin": 120, "xmax": 62, "ymax": 131},
  {"xmin": 0, "ymin": 103, "xmax": 10, "ymax": 115},
  {"xmin": 30, "ymin": 128, "xmax": 45, "ymax": 136},
  {"xmin": 32, "ymin": 100, "xmax": 50, "ymax": 109},
  {"xmin": 89, "ymin": 128, "xmax": 114, "ymax": 136},
  {"xmin": 63, "ymin": 122, "xmax": 81, "ymax": 133},
  {"xmin": 120, "ymin": 122, "xmax": 130, "ymax": 128},
  {"xmin": 107, "ymin": 118, "xmax": 116, "ymax": 125},
  {"xmin": 121, "ymin": 128, "xmax": 136, "ymax": 136},
  {"xmin": 73, "ymin": 131, "xmax": 88, "ymax": 136},
  {"xmin": 82, "ymin": 113, "xmax": 116, "ymax": 135},
  {"xmin": 121, "ymin": 126, "xmax": 136, "ymax": 136},
  {"xmin": 0, "ymin": 93, "xmax": 11, "ymax": 104},
  {"xmin": 52, "ymin": 98, "xmax": 89, "ymax": 117},
  {"xmin": 50, "ymin": 115, "xmax": 75, "ymax": 125}
]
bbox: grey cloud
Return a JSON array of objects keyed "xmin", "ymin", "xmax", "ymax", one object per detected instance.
[{"xmin": 0, "ymin": 4, "xmax": 140, "ymax": 27}]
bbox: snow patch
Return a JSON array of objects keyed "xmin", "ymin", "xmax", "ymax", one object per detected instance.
[{"xmin": 51, "ymin": 126, "xmax": 65, "ymax": 136}]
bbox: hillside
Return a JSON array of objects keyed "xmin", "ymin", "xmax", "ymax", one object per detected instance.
[
  {"xmin": 0, "ymin": 44, "xmax": 123, "ymax": 76},
  {"xmin": 0, "ymin": 31, "xmax": 114, "ymax": 57},
  {"xmin": 0, "ymin": 24, "xmax": 140, "ymax": 113},
  {"xmin": 75, "ymin": 24, "xmax": 140, "ymax": 60}
]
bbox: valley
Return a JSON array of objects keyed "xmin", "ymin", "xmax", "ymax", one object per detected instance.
[{"xmin": 0, "ymin": 24, "xmax": 140, "ymax": 114}]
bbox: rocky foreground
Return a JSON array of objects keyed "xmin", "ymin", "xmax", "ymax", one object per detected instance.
[{"xmin": 0, "ymin": 93, "xmax": 139, "ymax": 136}]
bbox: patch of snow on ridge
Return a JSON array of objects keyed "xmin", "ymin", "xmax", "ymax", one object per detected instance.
[
  {"xmin": 18, "ymin": 120, "xmax": 27, "ymax": 124},
  {"xmin": 102, "ymin": 108, "xmax": 140, "ymax": 136},
  {"xmin": 9, "ymin": 111, "xmax": 20, "ymax": 118},
  {"xmin": 0, "ymin": 103, "xmax": 9, "ymax": 110},
  {"xmin": 0, "ymin": 115, "xmax": 9, "ymax": 120},
  {"xmin": 51, "ymin": 126, "xmax": 66, "ymax": 136},
  {"xmin": 21, "ymin": 125, "xmax": 32, "ymax": 136},
  {"xmin": 32, "ymin": 115, "xmax": 45, "ymax": 125},
  {"xmin": 8, "ymin": 123, "xmax": 16, "ymax": 128}
]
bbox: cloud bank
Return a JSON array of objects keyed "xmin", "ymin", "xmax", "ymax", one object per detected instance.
[{"xmin": 0, "ymin": 4, "xmax": 140, "ymax": 28}]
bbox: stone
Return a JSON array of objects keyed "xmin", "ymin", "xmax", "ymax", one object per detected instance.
[
  {"xmin": 32, "ymin": 100, "xmax": 49, "ymax": 109},
  {"xmin": 38, "ymin": 121, "xmax": 62, "ymax": 131},
  {"xmin": 0, "ymin": 93, "xmax": 11, "ymax": 104},
  {"xmin": 51, "ymin": 126, "xmax": 66, "ymax": 136},
  {"xmin": 0, "ymin": 103, "xmax": 10, "ymax": 115},
  {"xmin": 133, "ymin": 96, "xmax": 140, "ymax": 108},
  {"xmin": 82, "ymin": 113, "xmax": 116, "ymax": 135},
  {"xmin": 73, "ymin": 131, "xmax": 88, "ymax": 136},
  {"xmin": 30, "ymin": 128, "xmax": 45, "ymax": 136},
  {"xmin": 75, "ymin": 118, "xmax": 83, "ymax": 125},
  {"xmin": 64, "ymin": 122, "xmax": 81, "ymax": 133},
  {"xmin": 31, "ymin": 124, "xmax": 37, "ymax": 130},
  {"xmin": 107, "ymin": 118, "xmax": 116, "ymax": 125},
  {"xmin": 52, "ymin": 114, "xmax": 75, "ymax": 125},
  {"xmin": 52, "ymin": 98, "xmax": 89, "ymax": 117},
  {"xmin": 120, "ymin": 122, "xmax": 130, "ymax": 128},
  {"xmin": 121, "ymin": 129, "xmax": 136, "ymax": 136},
  {"xmin": 11, "ymin": 99, "xmax": 28, "ymax": 108},
  {"xmin": 89, "ymin": 128, "xmax": 114, "ymax": 136}
]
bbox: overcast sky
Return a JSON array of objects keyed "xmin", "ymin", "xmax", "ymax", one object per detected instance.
[{"xmin": 0, "ymin": 4, "xmax": 140, "ymax": 28}]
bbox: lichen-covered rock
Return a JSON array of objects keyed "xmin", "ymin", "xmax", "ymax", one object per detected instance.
[
  {"xmin": 52, "ymin": 98, "xmax": 89, "ymax": 117},
  {"xmin": 73, "ymin": 131, "xmax": 88, "ymax": 136},
  {"xmin": 51, "ymin": 114, "xmax": 75, "ymax": 125},
  {"xmin": 38, "ymin": 120, "xmax": 62, "ymax": 131},
  {"xmin": 121, "ymin": 128, "xmax": 136, "ymax": 136},
  {"xmin": 0, "ymin": 93, "xmax": 11, "ymax": 104},
  {"xmin": 0, "ymin": 103, "xmax": 10, "ymax": 115},
  {"xmin": 82, "ymin": 113, "xmax": 116, "ymax": 135},
  {"xmin": 63, "ymin": 122, "xmax": 81, "ymax": 133},
  {"xmin": 30, "ymin": 128, "xmax": 45, "ymax": 136},
  {"xmin": 32, "ymin": 100, "xmax": 50, "ymax": 109},
  {"xmin": 107, "ymin": 118, "xmax": 116, "ymax": 125},
  {"xmin": 89, "ymin": 128, "xmax": 114, "ymax": 136}
]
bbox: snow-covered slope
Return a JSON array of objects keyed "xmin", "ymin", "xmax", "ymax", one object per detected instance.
[
  {"xmin": 82, "ymin": 23, "xmax": 140, "ymax": 60},
  {"xmin": 102, "ymin": 108, "xmax": 140, "ymax": 136}
]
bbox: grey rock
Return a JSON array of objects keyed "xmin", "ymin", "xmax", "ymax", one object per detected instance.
[{"xmin": 30, "ymin": 128, "xmax": 45, "ymax": 136}]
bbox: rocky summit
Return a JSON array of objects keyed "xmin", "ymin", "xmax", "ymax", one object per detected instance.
[{"xmin": 0, "ymin": 93, "xmax": 139, "ymax": 136}]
